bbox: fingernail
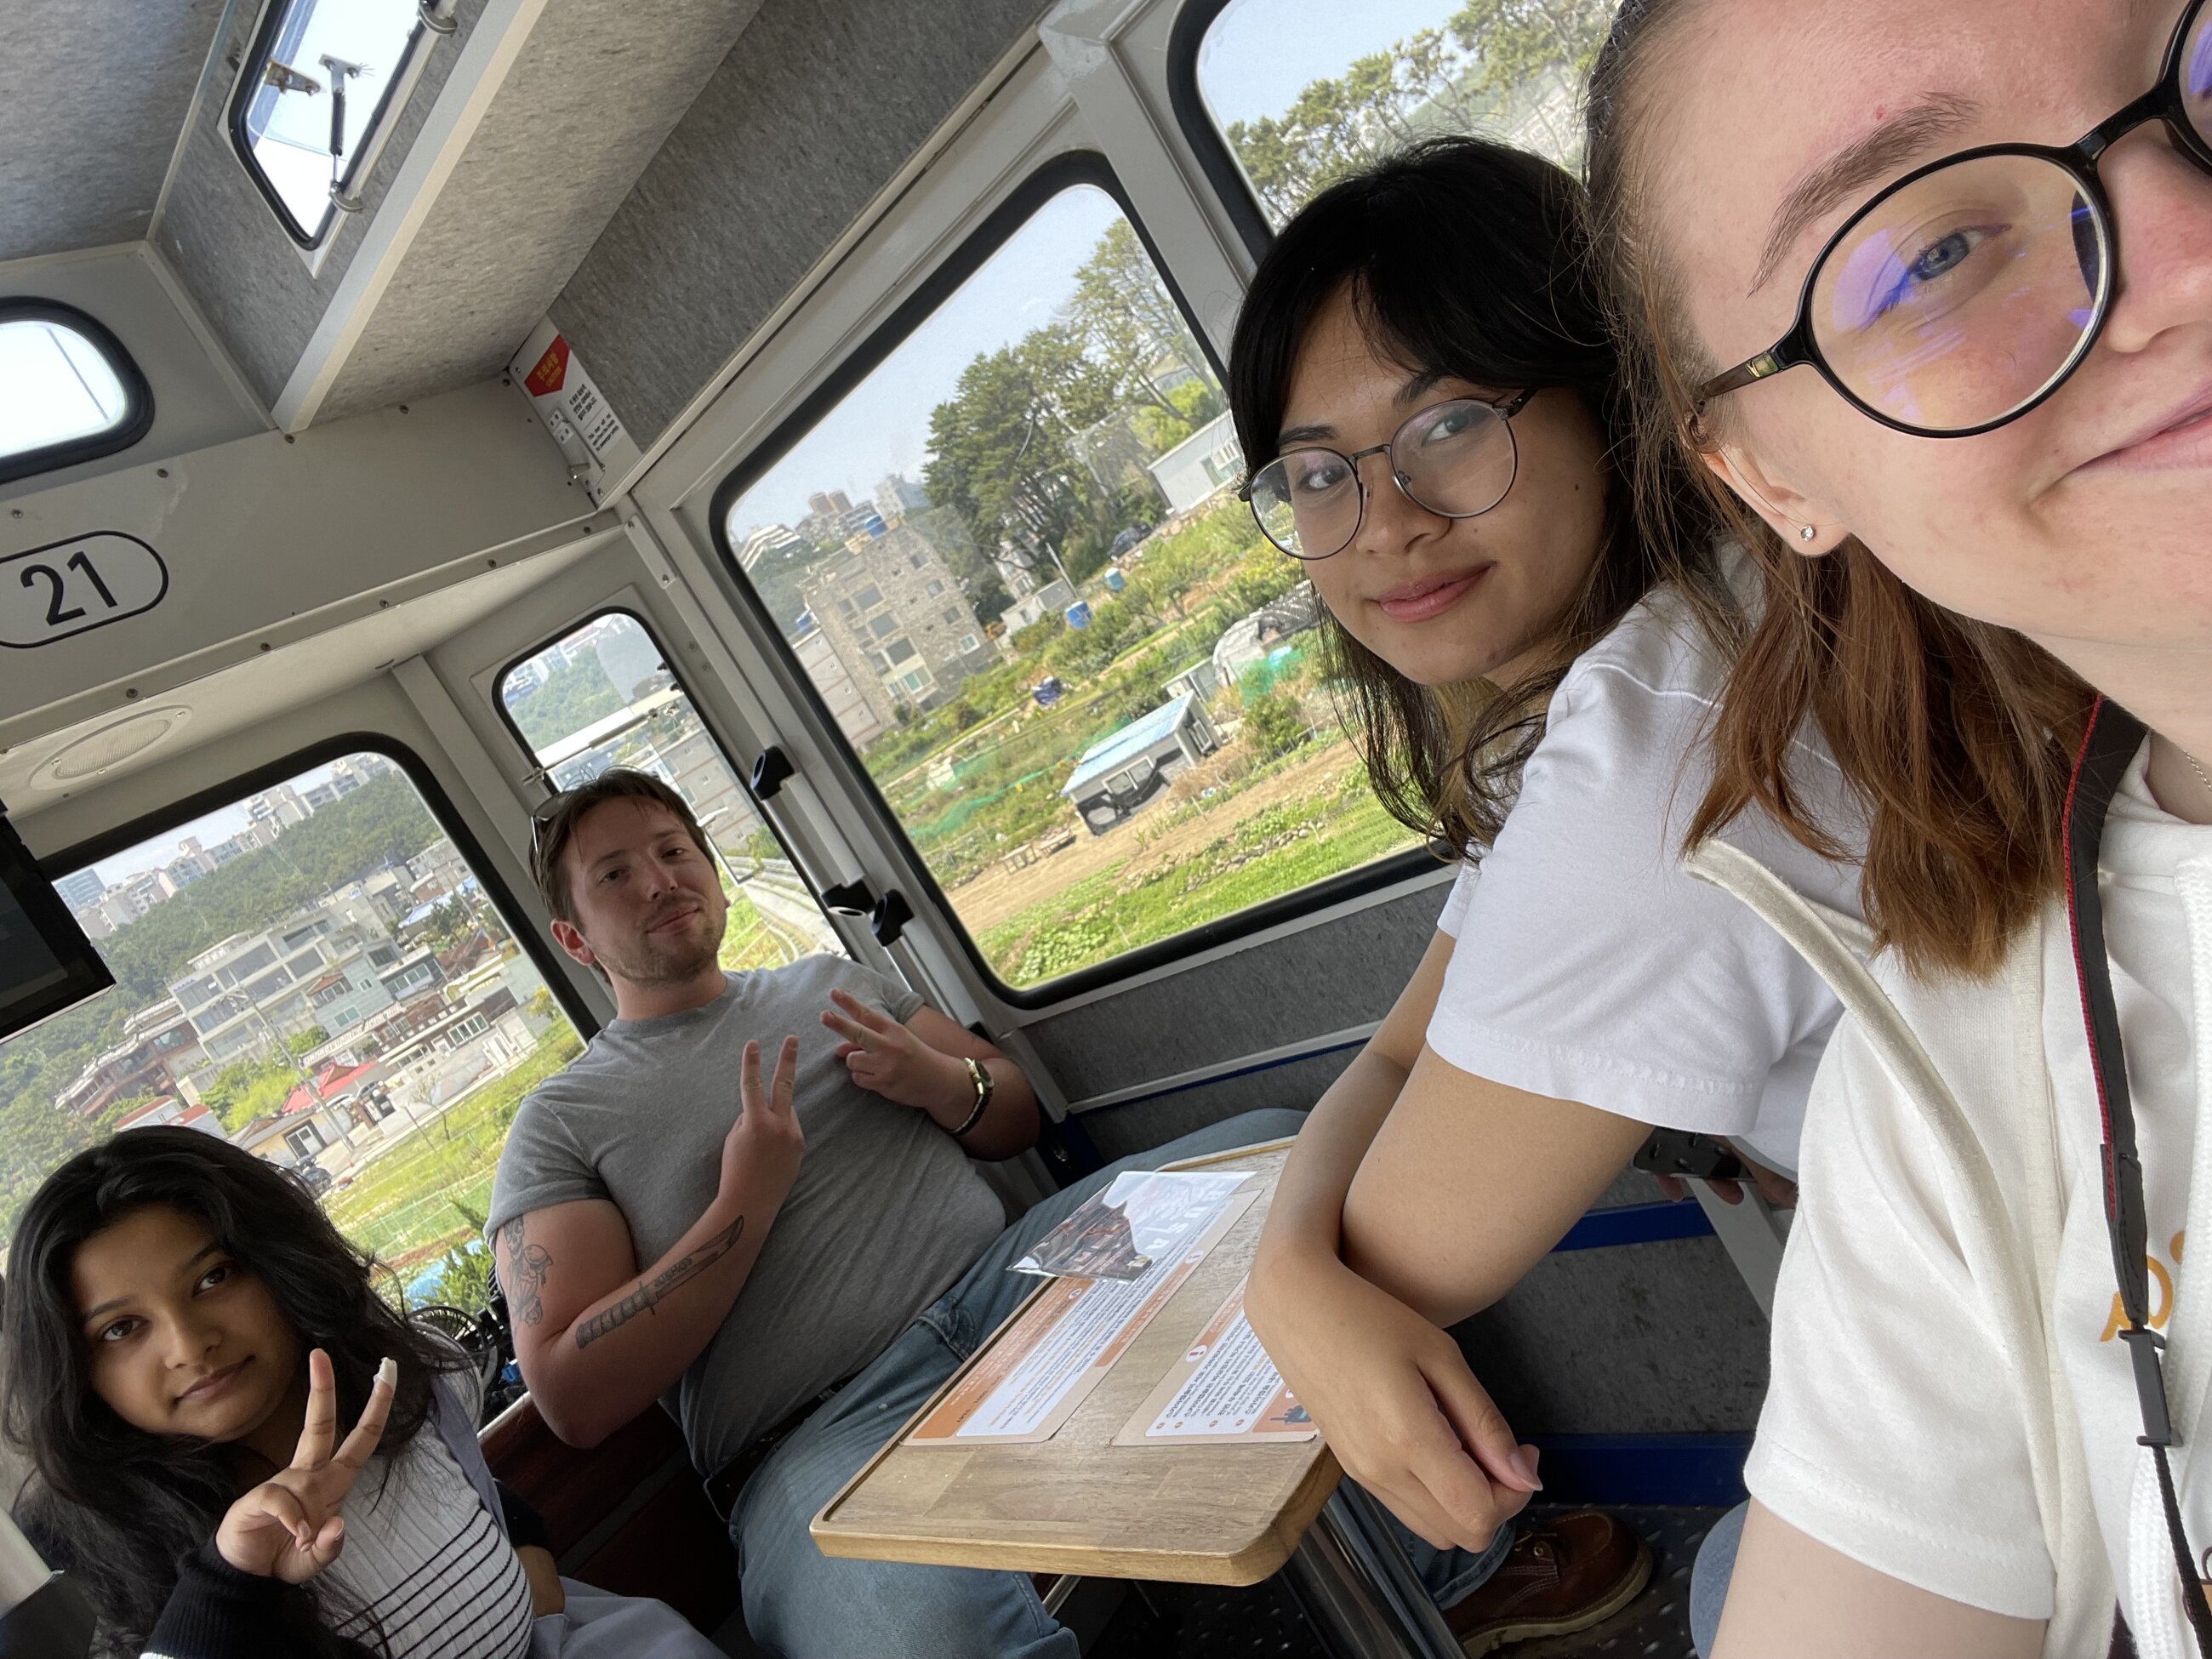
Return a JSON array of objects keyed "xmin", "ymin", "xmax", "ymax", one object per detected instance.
[
  {"xmin": 377, "ymin": 1356, "xmax": 399, "ymax": 1388},
  {"xmin": 1512, "ymin": 1447, "xmax": 1543, "ymax": 1491}
]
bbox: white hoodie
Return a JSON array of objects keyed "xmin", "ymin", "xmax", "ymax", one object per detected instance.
[{"xmin": 1695, "ymin": 748, "xmax": 2212, "ymax": 1657}]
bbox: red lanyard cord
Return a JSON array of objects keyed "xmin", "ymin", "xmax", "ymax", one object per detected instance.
[{"xmin": 2065, "ymin": 693, "xmax": 2212, "ymax": 1650}]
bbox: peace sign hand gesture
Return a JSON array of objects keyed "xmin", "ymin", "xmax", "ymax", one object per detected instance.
[
  {"xmin": 820, "ymin": 989, "xmax": 963, "ymax": 1115},
  {"xmin": 214, "ymin": 1348, "xmax": 397, "ymax": 1583}
]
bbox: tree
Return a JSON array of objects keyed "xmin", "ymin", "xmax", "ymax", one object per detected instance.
[
  {"xmin": 1223, "ymin": 32, "xmax": 1482, "ymax": 224},
  {"xmin": 1447, "ymin": 0, "xmax": 1616, "ymax": 162},
  {"xmin": 422, "ymin": 896, "xmax": 475, "ymax": 952},
  {"xmin": 1062, "ymin": 222, "xmax": 1219, "ymax": 430},
  {"xmin": 1217, "ymin": 5, "xmax": 1611, "ymax": 227},
  {"xmin": 924, "ymin": 328, "xmax": 1120, "ymax": 568},
  {"xmin": 206, "ymin": 1056, "xmax": 299, "ymax": 1133},
  {"xmin": 1241, "ymin": 687, "xmax": 1310, "ymax": 761},
  {"xmin": 506, "ymin": 653, "xmax": 625, "ymax": 751}
]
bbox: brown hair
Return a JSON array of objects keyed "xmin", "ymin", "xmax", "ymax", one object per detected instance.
[
  {"xmin": 1226, "ymin": 134, "xmax": 1733, "ymax": 857},
  {"xmin": 1584, "ymin": 0, "xmax": 2094, "ymax": 976},
  {"xmin": 528, "ymin": 767, "xmax": 712, "ymax": 926}
]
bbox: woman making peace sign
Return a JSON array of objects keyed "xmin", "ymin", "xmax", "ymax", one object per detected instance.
[{"xmin": 3, "ymin": 1127, "xmax": 722, "ymax": 1658}]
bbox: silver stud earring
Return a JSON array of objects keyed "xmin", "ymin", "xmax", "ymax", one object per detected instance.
[{"xmin": 1798, "ymin": 525, "xmax": 1818, "ymax": 543}]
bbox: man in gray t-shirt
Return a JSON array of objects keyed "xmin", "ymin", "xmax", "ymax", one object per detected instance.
[
  {"xmin": 486, "ymin": 770, "xmax": 1303, "ymax": 1658},
  {"xmin": 490, "ymin": 950, "xmax": 1006, "ymax": 1473},
  {"xmin": 485, "ymin": 769, "xmax": 1039, "ymax": 1468}
]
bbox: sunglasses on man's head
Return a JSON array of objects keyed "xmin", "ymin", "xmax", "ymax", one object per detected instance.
[
  {"xmin": 1697, "ymin": 0, "xmax": 2212, "ymax": 438},
  {"xmin": 527, "ymin": 790, "xmax": 571, "ymax": 854}
]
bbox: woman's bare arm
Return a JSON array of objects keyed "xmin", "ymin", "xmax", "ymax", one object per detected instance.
[
  {"xmin": 1341, "ymin": 1051, "xmax": 1650, "ymax": 1327},
  {"xmin": 1712, "ymin": 1503, "xmax": 2044, "ymax": 1659}
]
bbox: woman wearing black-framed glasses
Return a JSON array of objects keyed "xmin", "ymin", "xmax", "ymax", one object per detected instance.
[
  {"xmin": 1232, "ymin": 134, "xmax": 1875, "ymax": 1654},
  {"xmin": 1589, "ymin": 0, "xmax": 2212, "ymax": 1653}
]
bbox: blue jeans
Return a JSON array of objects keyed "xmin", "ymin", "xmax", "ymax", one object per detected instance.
[
  {"xmin": 732, "ymin": 1109, "xmax": 1514, "ymax": 1658},
  {"xmin": 1689, "ymin": 1500, "xmax": 1747, "ymax": 1657}
]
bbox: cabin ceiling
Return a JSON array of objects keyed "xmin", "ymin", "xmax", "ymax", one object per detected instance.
[
  {"xmin": 0, "ymin": 544, "xmax": 593, "ymax": 823},
  {"xmin": 1, "ymin": 0, "xmax": 1046, "ymax": 460},
  {"xmin": 1, "ymin": 0, "xmax": 768, "ymax": 430},
  {"xmin": 0, "ymin": 0, "xmax": 230, "ymax": 262}
]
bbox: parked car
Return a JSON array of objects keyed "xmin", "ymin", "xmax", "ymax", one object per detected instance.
[{"xmin": 293, "ymin": 1162, "xmax": 334, "ymax": 1198}]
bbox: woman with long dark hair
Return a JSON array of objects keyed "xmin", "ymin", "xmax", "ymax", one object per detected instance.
[
  {"xmin": 4, "ymin": 1127, "xmax": 720, "ymax": 1658},
  {"xmin": 1239, "ymin": 134, "xmax": 1867, "ymax": 1649},
  {"xmin": 1582, "ymin": 0, "xmax": 2212, "ymax": 1651}
]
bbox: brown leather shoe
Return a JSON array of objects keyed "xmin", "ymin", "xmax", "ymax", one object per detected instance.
[{"xmin": 1444, "ymin": 1510, "xmax": 1652, "ymax": 1655}]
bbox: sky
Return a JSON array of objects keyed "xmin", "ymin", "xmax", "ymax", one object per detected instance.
[
  {"xmin": 0, "ymin": 319, "xmax": 127, "ymax": 455},
  {"xmin": 85, "ymin": 761, "xmax": 351, "ymax": 887},
  {"xmin": 727, "ymin": 186, "xmax": 1124, "ymax": 539},
  {"xmin": 1196, "ymin": 0, "xmax": 1472, "ymax": 127},
  {"xmin": 724, "ymin": 3, "xmax": 1464, "ymax": 547}
]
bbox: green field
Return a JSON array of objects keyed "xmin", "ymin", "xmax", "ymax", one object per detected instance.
[
  {"xmin": 978, "ymin": 760, "xmax": 1419, "ymax": 983},
  {"xmin": 326, "ymin": 1026, "xmax": 584, "ymax": 1277}
]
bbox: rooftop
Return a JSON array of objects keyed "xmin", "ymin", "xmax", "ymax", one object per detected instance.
[{"xmin": 1063, "ymin": 695, "xmax": 1197, "ymax": 801}]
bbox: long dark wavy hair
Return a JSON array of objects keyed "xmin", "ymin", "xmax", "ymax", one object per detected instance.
[
  {"xmin": 3, "ymin": 1128, "xmax": 465, "ymax": 1657},
  {"xmin": 1228, "ymin": 134, "xmax": 1729, "ymax": 854}
]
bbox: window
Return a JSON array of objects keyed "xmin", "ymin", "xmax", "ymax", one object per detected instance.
[
  {"xmin": 0, "ymin": 749, "xmax": 580, "ymax": 1314},
  {"xmin": 498, "ymin": 612, "xmax": 843, "ymax": 975},
  {"xmin": 926, "ymin": 579, "xmax": 946, "ymax": 597},
  {"xmin": 0, "ymin": 301, "xmax": 152, "ymax": 485},
  {"xmin": 231, "ymin": 0, "xmax": 430, "ymax": 247},
  {"xmin": 1184, "ymin": 0, "xmax": 1623, "ymax": 232},
  {"xmin": 714, "ymin": 168, "xmax": 1422, "ymax": 993}
]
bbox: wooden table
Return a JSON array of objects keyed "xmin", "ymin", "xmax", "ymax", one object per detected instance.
[{"xmin": 812, "ymin": 1138, "xmax": 1466, "ymax": 1658}]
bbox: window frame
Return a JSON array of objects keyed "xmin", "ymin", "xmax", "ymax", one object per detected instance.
[
  {"xmin": 704, "ymin": 151, "xmax": 1431, "ymax": 1010},
  {"xmin": 226, "ymin": 0, "xmax": 431, "ymax": 249},
  {"xmin": 0, "ymin": 299, "xmax": 157, "ymax": 487},
  {"xmin": 41, "ymin": 732, "xmax": 601, "ymax": 1041},
  {"xmin": 1164, "ymin": 0, "xmax": 1276, "ymax": 260},
  {"xmin": 487, "ymin": 605, "xmax": 847, "ymax": 943}
]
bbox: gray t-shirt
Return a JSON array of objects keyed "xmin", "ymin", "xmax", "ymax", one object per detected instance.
[{"xmin": 486, "ymin": 956, "xmax": 1007, "ymax": 1474}]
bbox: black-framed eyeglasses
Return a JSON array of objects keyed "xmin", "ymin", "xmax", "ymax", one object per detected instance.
[
  {"xmin": 1240, "ymin": 391, "xmax": 1535, "ymax": 561},
  {"xmin": 1697, "ymin": 0, "xmax": 2212, "ymax": 439}
]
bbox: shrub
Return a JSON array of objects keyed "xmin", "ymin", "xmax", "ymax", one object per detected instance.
[{"xmin": 1241, "ymin": 689, "xmax": 1308, "ymax": 761}]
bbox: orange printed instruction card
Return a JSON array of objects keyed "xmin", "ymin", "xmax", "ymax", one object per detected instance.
[
  {"xmin": 1113, "ymin": 1277, "xmax": 1319, "ymax": 1446},
  {"xmin": 905, "ymin": 1183, "xmax": 1261, "ymax": 1446}
]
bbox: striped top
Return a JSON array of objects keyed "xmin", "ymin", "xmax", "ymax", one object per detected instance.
[{"xmin": 316, "ymin": 1425, "xmax": 536, "ymax": 1659}]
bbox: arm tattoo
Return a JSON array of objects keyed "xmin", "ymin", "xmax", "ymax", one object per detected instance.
[
  {"xmin": 575, "ymin": 1215, "xmax": 745, "ymax": 1350},
  {"xmin": 500, "ymin": 1217, "xmax": 553, "ymax": 1327}
]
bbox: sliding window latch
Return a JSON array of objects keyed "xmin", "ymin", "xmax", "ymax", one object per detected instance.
[
  {"xmin": 750, "ymin": 745, "xmax": 795, "ymax": 801},
  {"xmin": 818, "ymin": 879, "xmax": 913, "ymax": 948}
]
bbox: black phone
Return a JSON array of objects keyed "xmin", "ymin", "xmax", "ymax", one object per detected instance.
[{"xmin": 1633, "ymin": 1129, "xmax": 1744, "ymax": 1183}]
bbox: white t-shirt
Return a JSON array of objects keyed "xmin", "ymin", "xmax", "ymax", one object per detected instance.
[
  {"xmin": 1427, "ymin": 575, "xmax": 1864, "ymax": 1172},
  {"xmin": 1749, "ymin": 750, "xmax": 2212, "ymax": 1649}
]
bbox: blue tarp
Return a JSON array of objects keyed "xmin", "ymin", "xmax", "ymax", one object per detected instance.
[{"xmin": 1062, "ymin": 695, "xmax": 1195, "ymax": 801}]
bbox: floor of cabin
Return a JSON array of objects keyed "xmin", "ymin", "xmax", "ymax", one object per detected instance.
[
  {"xmin": 1087, "ymin": 1505, "xmax": 1721, "ymax": 1659},
  {"xmin": 702, "ymin": 1504, "xmax": 1716, "ymax": 1657}
]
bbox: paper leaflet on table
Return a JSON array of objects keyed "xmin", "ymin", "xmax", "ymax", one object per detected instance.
[
  {"xmin": 1010, "ymin": 1168, "xmax": 1257, "ymax": 1281},
  {"xmin": 1113, "ymin": 1277, "xmax": 1318, "ymax": 1446},
  {"xmin": 906, "ymin": 1186, "xmax": 1261, "ymax": 1445}
]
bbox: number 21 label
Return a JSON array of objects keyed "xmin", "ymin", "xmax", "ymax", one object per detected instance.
[{"xmin": 0, "ymin": 533, "xmax": 167, "ymax": 647}]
